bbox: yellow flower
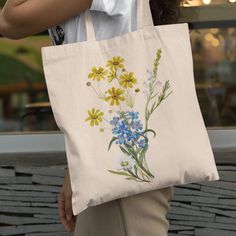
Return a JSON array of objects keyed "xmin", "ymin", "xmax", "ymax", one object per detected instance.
[
  {"xmin": 88, "ymin": 66, "xmax": 108, "ymax": 81},
  {"xmin": 106, "ymin": 56, "xmax": 124, "ymax": 70},
  {"xmin": 85, "ymin": 108, "xmax": 104, "ymax": 127},
  {"xmin": 107, "ymin": 68, "xmax": 117, "ymax": 83},
  {"xmin": 105, "ymin": 87, "xmax": 125, "ymax": 106},
  {"xmin": 119, "ymin": 72, "xmax": 137, "ymax": 88}
]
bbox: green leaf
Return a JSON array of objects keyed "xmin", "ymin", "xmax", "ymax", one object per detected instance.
[
  {"xmin": 139, "ymin": 146, "xmax": 148, "ymax": 164},
  {"xmin": 136, "ymin": 147, "xmax": 142, "ymax": 154},
  {"xmin": 108, "ymin": 137, "xmax": 118, "ymax": 151},
  {"xmin": 108, "ymin": 170, "xmax": 131, "ymax": 177},
  {"xmin": 119, "ymin": 145, "xmax": 130, "ymax": 155},
  {"xmin": 127, "ymin": 169, "xmax": 137, "ymax": 178},
  {"xmin": 124, "ymin": 144, "xmax": 136, "ymax": 156},
  {"xmin": 150, "ymin": 102, "xmax": 157, "ymax": 112},
  {"xmin": 126, "ymin": 177, "xmax": 141, "ymax": 182},
  {"xmin": 134, "ymin": 165, "xmax": 138, "ymax": 176},
  {"xmin": 126, "ymin": 177, "xmax": 136, "ymax": 180}
]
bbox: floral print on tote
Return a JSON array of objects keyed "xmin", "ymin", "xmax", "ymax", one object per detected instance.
[{"xmin": 85, "ymin": 49, "xmax": 172, "ymax": 183}]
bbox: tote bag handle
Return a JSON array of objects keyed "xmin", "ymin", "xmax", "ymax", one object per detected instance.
[{"xmin": 82, "ymin": 0, "xmax": 154, "ymax": 42}]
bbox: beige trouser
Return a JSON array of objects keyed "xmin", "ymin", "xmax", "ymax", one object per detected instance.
[{"xmin": 74, "ymin": 186, "xmax": 174, "ymax": 236}]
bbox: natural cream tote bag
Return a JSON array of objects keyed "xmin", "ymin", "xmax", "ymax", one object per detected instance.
[{"xmin": 41, "ymin": 0, "xmax": 219, "ymax": 215}]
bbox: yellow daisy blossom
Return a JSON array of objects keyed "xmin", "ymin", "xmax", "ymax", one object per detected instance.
[
  {"xmin": 119, "ymin": 72, "xmax": 137, "ymax": 88},
  {"xmin": 106, "ymin": 56, "xmax": 124, "ymax": 70},
  {"xmin": 85, "ymin": 108, "xmax": 104, "ymax": 127},
  {"xmin": 105, "ymin": 87, "xmax": 125, "ymax": 106},
  {"xmin": 107, "ymin": 68, "xmax": 117, "ymax": 83},
  {"xmin": 88, "ymin": 66, "xmax": 108, "ymax": 81}
]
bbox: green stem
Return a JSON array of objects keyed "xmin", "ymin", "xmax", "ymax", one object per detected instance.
[
  {"xmin": 131, "ymin": 152, "xmax": 154, "ymax": 178},
  {"xmin": 124, "ymin": 142, "xmax": 154, "ymax": 179},
  {"xmin": 127, "ymin": 169, "xmax": 151, "ymax": 183},
  {"xmin": 145, "ymin": 96, "xmax": 151, "ymax": 130}
]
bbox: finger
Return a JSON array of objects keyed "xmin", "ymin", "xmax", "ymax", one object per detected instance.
[
  {"xmin": 65, "ymin": 194, "xmax": 75, "ymax": 229},
  {"xmin": 59, "ymin": 191, "xmax": 75, "ymax": 232},
  {"xmin": 58, "ymin": 191, "xmax": 66, "ymax": 221},
  {"xmin": 58, "ymin": 191, "xmax": 72, "ymax": 231}
]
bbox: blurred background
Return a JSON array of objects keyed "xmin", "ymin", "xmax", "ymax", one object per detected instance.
[{"xmin": 0, "ymin": 0, "xmax": 235, "ymax": 132}]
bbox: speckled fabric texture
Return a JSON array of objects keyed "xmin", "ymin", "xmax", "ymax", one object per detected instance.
[{"xmin": 41, "ymin": 0, "xmax": 219, "ymax": 216}]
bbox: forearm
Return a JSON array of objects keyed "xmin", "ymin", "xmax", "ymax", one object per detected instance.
[
  {"xmin": 13, "ymin": 0, "xmax": 28, "ymax": 6},
  {"xmin": 0, "ymin": 0, "xmax": 23, "ymax": 39},
  {"xmin": 0, "ymin": 5, "xmax": 11, "ymax": 38},
  {"xmin": 0, "ymin": 0, "xmax": 92, "ymax": 39},
  {"xmin": 0, "ymin": 0, "xmax": 37, "ymax": 38}
]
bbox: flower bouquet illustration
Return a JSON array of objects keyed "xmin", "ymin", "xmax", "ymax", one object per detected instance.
[{"xmin": 85, "ymin": 48, "xmax": 172, "ymax": 183}]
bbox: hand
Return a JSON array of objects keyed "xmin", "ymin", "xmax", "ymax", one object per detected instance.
[{"xmin": 58, "ymin": 168, "xmax": 76, "ymax": 232}]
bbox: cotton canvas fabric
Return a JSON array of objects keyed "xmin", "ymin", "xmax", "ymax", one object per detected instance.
[
  {"xmin": 74, "ymin": 186, "xmax": 174, "ymax": 236},
  {"xmin": 41, "ymin": 0, "xmax": 219, "ymax": 216}
]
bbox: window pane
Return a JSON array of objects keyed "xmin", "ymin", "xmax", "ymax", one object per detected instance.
[
  {"xmin": 191, "ymin": 27, "xmax": 236, "ymax": 127},
  {"xmin": 182, "ymin": 0, "xmax": 236, "ymax": 7},
  {"xmin": 0, "ymin": 36, "xmax": 59, "ymax": 132}
]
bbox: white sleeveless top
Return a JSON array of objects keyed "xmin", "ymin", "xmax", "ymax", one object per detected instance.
[{"xmin": 48, "ymin": 0, "xmax": 137, "ymax": 45}]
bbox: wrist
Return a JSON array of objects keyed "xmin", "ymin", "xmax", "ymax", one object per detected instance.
[{"xmin": 65, "ymin": 167, "xmax": 69, "ymax": 173}]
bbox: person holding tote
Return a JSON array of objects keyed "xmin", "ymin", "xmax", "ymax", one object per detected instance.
[{"xmin": 0, "ymin": 0, "xmax": 181, "ymax": 235}]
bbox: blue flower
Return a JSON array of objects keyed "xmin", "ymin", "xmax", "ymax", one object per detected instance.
[
  {"xmin": 115, "ymin": 136, "xmax": 126, "ymax": 145},
  {"xmin": 110, "ymin": 117, "xmax": 120, "ymax": 126},
  {"xmin": 112, "ymin": 120, "xmax": 132, "ymax": 145},
  {"xmin": 137, "ymin": 138, "xmax": 148, "ymax": 148},
  {"xmin": 131, "ymin": 120, "xmax": 143, "ymax": 131},
  {"xmin": 110, "ymin": 111, "xmax": 146, "ymax": 147},
  {"xmin": 128, "ymin": 111, "xmax": 139, "ymax": 120},
  {"xmin": 131, "ymin": 131, "xmax": 139, "ymax": 140}
]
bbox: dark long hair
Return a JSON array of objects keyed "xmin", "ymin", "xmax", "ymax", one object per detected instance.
[{"xmin": 150, "ymin": 0, "xmax": 182, "ymax": 25}]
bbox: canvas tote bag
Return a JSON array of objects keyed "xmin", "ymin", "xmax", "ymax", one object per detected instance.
[{"xmin": 41, "ymin": 0, "xmax": 219, "ymax": 215}]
